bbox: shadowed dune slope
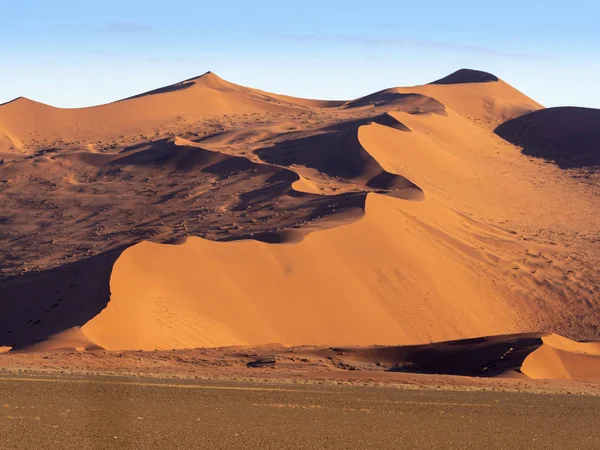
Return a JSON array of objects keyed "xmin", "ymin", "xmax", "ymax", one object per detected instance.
[
  {"xmin": 324, "ymin": 333, "xmax": 545, "ymax": 377},
  {"xmin": 255, "ymin": 119, "xmax": 423, "ymax": 200},
  {"xmin": 301, "ymin": 332, "xmax": 600, "ymax": 379},
  {"xmin": 430, "ymin": 68, "xmax": 499, "ymax": 85},
  {"xmin": 495, "ymin": 106, "xmax": 600, "ymax": 168},
  {"xmin": 343, "ymin": 91, "xmax": 446, "ymax": 113},
  {"xmin": 0, "ymin": 247, "xmax": 125, "ymax": 350}
]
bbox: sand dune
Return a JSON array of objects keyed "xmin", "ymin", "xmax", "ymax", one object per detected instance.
[
  {"xmin": 358, "ymin": 109, "xmax": 600, "ymax": 236},
  {"xmin": 1, "ymin": 69, "xmax": 599, "ymax": 382},
  {"xmin": 255, "ymin": 115, "xmax": 423, "ymax": 200},
  {"xmin": 0, "ymin": 72, "xmax": 314, "ymax": 153},
  {"xmin": 81, "ymin": 193, "xmax": 527, "ymax": 350},
  {"xmin": 0, "ymin": 68, "xmax": 538, "ymax": 154},
  {"xmin": 399, "ymin": 70, "xmax": 542, "ymax": 128},
  {"xmin": 343, "ymin": 91, "xmax": 446, "ymax": 112},
  {"xmin": 521, "ymin": 334, "xmax": 600, "ymax": 379},
  {"xmin": 19, "ymin": 327, "xmax": 102, "ymax": 353},
  {"xmin": 313, "ymin": 333, "xmax": 545, "ymax": 377}
]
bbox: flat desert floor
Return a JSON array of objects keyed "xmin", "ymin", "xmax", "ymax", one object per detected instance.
[{"xmin": 1, "ymin": 374, "xmax": 600, "ymax": 450}]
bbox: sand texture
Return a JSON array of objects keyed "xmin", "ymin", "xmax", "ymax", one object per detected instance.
[{"xmin": 1, "ymin": 69, "xmax": 599, "ymax": 379}]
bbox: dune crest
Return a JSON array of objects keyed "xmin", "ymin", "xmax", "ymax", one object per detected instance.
[
  {"xmin": 521, "ymin": 334, "xmax": 600, "ymax": 379},
  {"xmin": 255, "ymin": 117, "xmax": 424, "ymax": 201},
  {"xmin": 429, "ymin": 68, "xmax": 499, "ymax": 85},
  {"xmin": 82, "ymin": 192, "xmax": 534, "ymax": 351}
]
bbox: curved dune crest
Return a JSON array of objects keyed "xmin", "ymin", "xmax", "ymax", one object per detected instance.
[
  {"xmin": 255, "ymin": 119, "xmax": 423, "ymax": 200},
  {"xmin": 521, "ymin": 334, "xmax": 600, "ymax": 379},
  {"xmin": 81, "ymin": 193, "xmax": 526, "ymax": 351}
]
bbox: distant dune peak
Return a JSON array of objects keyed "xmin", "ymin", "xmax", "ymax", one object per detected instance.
[
  {"xmin": 120, "ymin": 71, "xmax": 233, "ymax": 101},
  {"xmin": 184, "ymin": 70, "xmax": 220, "ymax": 83},
  {"xmin": 0, "ymin": 96, "xmax": 30, "ymax": 107},
  {"xmin": 429, "ymin": 69, "xmax": 499, "ymax": 85}
]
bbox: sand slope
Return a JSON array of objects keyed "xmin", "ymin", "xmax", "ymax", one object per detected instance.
[
  {"xmin": 80, "ymin": 107, "xmax": 599, "ymax": 351},
  {"xmin": 0, "ymin": 69, "xmax": 539, "ymax": 153},
  {"xmin": 400, "ymin": 70, "xmax": 542, "ymax": 128},
  {"xmin": 0, "ymin": 72, "xmax": 313, "ymax": 152},
  {"xmin": 521, "ymin": 334, "xmax": 600, "ymax": 379},
  {"xmin": 82, "ymin": 192, "xmax": 528, "ymax": 350},
  {"xmin": 1, "ymin": 69, "xmax": 599, "ymax": 368}
]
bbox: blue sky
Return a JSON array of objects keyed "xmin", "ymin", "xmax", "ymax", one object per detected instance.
[{"xmin": 1, "ymin": 0, "xmax": 599, "ymax": 108}]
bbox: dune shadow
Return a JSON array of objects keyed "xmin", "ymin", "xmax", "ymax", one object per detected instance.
[
  {"xmin": 344, "ymin": 92, "xmax": 446, "ymax": 114},
  {"xmin": 118, "ymin": 81, "xmax": 195, "ymax": 102},
  {"xmin": 495, "ymin": 107, "xmax": 600, "ymax": 169},
  {"xmin": 329, "ymin": 334, "xmax": 545, "ymax": 377},
  {"xmin": 0, "ymin": 247, "xmax": 127, "ymax": 350},
  {"xmin": 385, "ymin": 334, "xmax": 543, "ymax": 377},
  {"xmin": 429, "ymin": 69, "xmax": 499, "ymax": 85},
  {"xmin": 322, "ymin": 113, "xmax": 412, "ymax": 133},
  {"xmin": 255, "ymin": 126, "xmax": 423, "ymax": 200},
  {"xmin": 0, "ymin": 97, "xmax": 24, "ymax": 107},
  {"xmin": 256, "ymin": 130, "xmax": 368, "ymax": 179}
]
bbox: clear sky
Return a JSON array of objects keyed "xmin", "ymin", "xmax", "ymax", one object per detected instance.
[{"xmin": 1, "ymin": 0, "xmax": 599, "ymax": 108}]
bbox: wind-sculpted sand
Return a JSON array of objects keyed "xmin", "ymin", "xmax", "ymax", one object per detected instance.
[{"xmin": 1, "ymin": 69, "xmax": 599, "ymax": 382}]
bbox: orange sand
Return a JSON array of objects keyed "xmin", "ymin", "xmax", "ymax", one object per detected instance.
[{"xmin": 1, "ymin": 69, "xmax": 598, "ymax": 383}]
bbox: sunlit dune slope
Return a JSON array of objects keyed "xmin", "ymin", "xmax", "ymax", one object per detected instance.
[
  {"xmin": 400, "ymin": 70, "xmax": 542, "ymax": 128},
  {"xmin": 358, "ymin": 109, "xmax": 599, "ymax": 235},
  {"xmin": 0, "ymin": 72, "xmax": 312, "ymax": 151},
  {"xmin": 82, "ymin": 192, "xmax": 529, "ymax": 351},
  {"xmin": 521, "ymin": 334, "xmax": 600, "ymax": 379}
]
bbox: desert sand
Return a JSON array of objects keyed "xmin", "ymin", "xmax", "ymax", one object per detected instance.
[{"xmin": 1, "ymin": 69, "xmax": 599, "ymax": 382}]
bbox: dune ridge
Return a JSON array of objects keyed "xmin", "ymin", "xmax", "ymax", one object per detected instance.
[
  {"xmin": 81, "ymin": 192, "xmax": 529, "ymax": 351},
  {"xmin": 0, "ymin": 69, "xmax": 539, "ymax": 154},
  {"xmin": 255, "ymin": 116, "xmax": 423, "ymax": 200},
  {"xmin": 521, "ymin": 334, "xmax": 600, "ymax": 379}
]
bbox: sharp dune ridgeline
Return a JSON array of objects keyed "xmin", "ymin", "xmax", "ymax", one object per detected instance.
[{"xmin": 1, "ymin": 69, "xmax": 599, "ymax": 380}]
